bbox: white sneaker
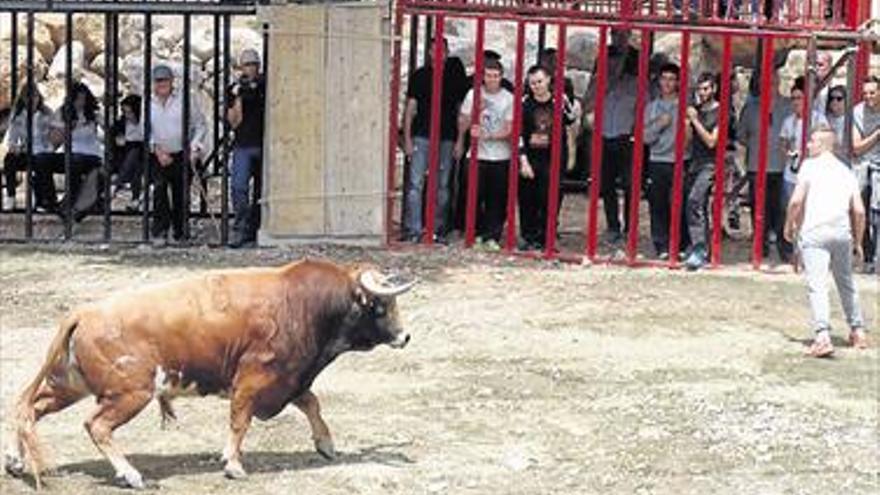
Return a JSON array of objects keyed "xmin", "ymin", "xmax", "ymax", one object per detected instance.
[{"xmin": 2, "ymin": 195, "xmax": 15, "ymax": 210}]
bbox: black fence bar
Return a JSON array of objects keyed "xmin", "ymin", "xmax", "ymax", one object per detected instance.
[
  {"xmin": 182, "ymin": 13, "xmax": 191, "ymax": 241},
  {"xmin": 102, "ymin": 11, "xmax": 113, "ymax": 241},
  {"xmin": 24, "ymin": 12, "xmax": 35, "ymax": 238},
  {"xmin": 220, "ymin": 13, "xmax": 231, "ymax": 246},
  {"xmin": 0, "ymin": 1, "xmax": 257, "ymax": 15},
  {"xmin": 63, "ymin": 11, "xmax": 73, "ymax": 239},
  {"xmin": 142, "ymin": 12, "xmax": 152, "ymax": 242},
  {"xmin": 10, "ymin": 12, "xmax": 18, "ymax": 107},
  {"xmin": 211, "ymin": 14, "xmax": 221, "ymax": 178}
]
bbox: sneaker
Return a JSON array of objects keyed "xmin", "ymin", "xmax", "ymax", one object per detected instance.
[
  {"xmin": 2, "ymin": 195, "xmax": 14, "ymax": 210},
  {"xmin": 685, "ymin": 245, "xmax": 707, "ymax": 271},
  {"xmin": 863, "ymin": 263, "xmax": 876, "ymax": 275},
  {"xmin": 849, "ymin": 329, "xmax": 869, "ymax": 349},
  {"xmin": 657, "ymin": 251, "xmax": 669, "ymax": 261},
  {"xmin": 483, "ymin": 239, "xmax": 501, "ymax": 252},
  {"xmin": 151, "ymin": 234, "xmax": 168, "ymax": 248},
  {"xmin": 806, "ymin": 333, "xmax": 834, "ymax": 358}
]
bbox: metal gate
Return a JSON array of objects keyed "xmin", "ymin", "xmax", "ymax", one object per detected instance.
[
  {"xmin": 0, "ymin": 0, "xmax": 264, "ymax": 246},
  {"xmin": 387, "ymin": 0, "xmax": 876, "ymax": 269}
]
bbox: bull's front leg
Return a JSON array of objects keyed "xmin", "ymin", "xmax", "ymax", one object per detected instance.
[{"xmin": 293, "ymin": 390, "xmax": 336, "ymax": 460}]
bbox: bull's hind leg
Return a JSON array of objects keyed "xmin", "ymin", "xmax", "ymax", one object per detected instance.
[
  {"xmin": 84, "ymin": 391, "xmax": 152, "ymax": 489},
  {"xmin": 5, "ymin": 374, "xmax": 89, "ymax": 479},
  {"xmin": 293, "ymin": 390, "xmax": 335, "ymax": 460}
]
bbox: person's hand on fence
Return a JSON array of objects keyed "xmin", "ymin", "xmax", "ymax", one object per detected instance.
[{"xmin": 519, "ymin": 156, "xmax": 534, "ymax": 179}]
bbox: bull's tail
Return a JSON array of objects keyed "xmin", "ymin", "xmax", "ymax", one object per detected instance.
[{"xmin": 14, "ymin": 312, "xmax": 79, "ymax": 490}]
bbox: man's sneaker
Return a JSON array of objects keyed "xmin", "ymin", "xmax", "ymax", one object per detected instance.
[
  {"xmin": 151, "ymin": 235, "xmax": 168, "ymax": 248},
  {"xmin": 483, "ymin": 239, "xmax": 501, "ymax": 252},
  {"xmin": 849, "ymin": 329, "xmax": 869, "ymax": 349},
  {"xmin": 657, "ymin": 251, "xmax": 670, "ymax": 261},
  {"xmin": 807, "ymin": 332, "xmax": 835, "ymax": 357},
  {"xmin": 685, "ymin": 245, "xmax": 707, "ymax": 271}
]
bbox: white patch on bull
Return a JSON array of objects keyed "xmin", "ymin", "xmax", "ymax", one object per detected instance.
[{"xmin": 113, "ymin": 355, "xmax": 137, "ymax": 368}]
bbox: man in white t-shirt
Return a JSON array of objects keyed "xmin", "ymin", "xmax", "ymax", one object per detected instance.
[
  {"xmin": 784, "ymin": 124, "xmax": 868, "ymax": 357},
  {"xmin": 454, "ymin": 58, "xmax": 514, "ymax": 247}
]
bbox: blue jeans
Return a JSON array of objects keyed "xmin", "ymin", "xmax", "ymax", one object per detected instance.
[
  {"xmin": 405, "ymin": 136, "xmax": 454, "ymax": 238},
  {"xmin": 231, "ymin": 146, "xmax": 263, "ymax": 241}
]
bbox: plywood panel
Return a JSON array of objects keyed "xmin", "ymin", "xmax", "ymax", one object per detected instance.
[
  {"xmin": 264, "ymin": 5, "xmax": 327, "ymax": 236},
  {"xmin": 325, "ymin": 5, "xmax": 387, "ymax": 237}
]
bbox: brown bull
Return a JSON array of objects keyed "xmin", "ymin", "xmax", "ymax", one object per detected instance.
[{"xmin": 4, "ymin": 259, "xmax": 415, "ymax": 490}]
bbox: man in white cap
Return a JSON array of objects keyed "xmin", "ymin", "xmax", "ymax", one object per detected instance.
[
  {"xmin": 784, "ymin": 123, "xmax": 868, "ymax": 357},
  {"xmin": 226, "ymin": 48, "xmax": 266, "ymax": 248},
  {"xmin": 149, "ymin": 62, "xmax": 207, "ymax": 246}
]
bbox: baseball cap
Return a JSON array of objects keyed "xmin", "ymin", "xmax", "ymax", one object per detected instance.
[
  {"xmin": 240, "ymin": 48, "xmax": 261, "ymax": 66},
  {"xmin": 152, "ymin": 64, "xmax": 173, "ymax": 81}
]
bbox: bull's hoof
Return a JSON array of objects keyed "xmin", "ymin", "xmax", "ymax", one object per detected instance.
[
  {"xmin": 4, "ymin": 453, "xmax": 24, "ymax": 477},
  {"xmin": 224, "ymin": 461, "xmax": 248, "ymax": 480},
  {"xmin": 113, "ymin": 470, "xmax": 145, "ymax": 490},
  {"xmin": 315, "ymin": 438, "xmax": 336, "ymax": 460}
]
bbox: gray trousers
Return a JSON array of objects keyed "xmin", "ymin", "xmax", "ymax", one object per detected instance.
[
  {"xmin": 686, "ymin": 165, "xmax": 714, "ymax": 247},
  {"xmin": 800, "ymin": 235, "xmax": 865, "ymax": 334}
]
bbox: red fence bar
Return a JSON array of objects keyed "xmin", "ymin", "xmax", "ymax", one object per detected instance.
[
  {"xmin": 544, "ymin": 22, "xmax": 567, "ymax": 258},
  {"xmin": 710, "ymin": 35, "xmax": 732, "ymax": 267},
  {"xmin": 504, "ymin": 20, "xmax": 526, "ymax": 252},
  {"xmin": 423, "ymin": 17, "xmax": 446, "ymax": 245},
  {"xmin": 464, "ymin": 17, "xmax": 485, "ymax": 248},
  {"xmin": 625, "ymin": 31, "xmax": 651, "ymax": 264},
  {"xmin": 752, "ymin": 36, "xmax": 774, "ymax": 269},
  {"xmin": 668, "ymin": 30, "xmax": 691, "ymax": 267},
  {"xmin": 385, "ymin": 8, "xmax": 405, "ymax": 245},
  {"xmin": 585, "ymin": 26, "xmax": 608, "ymax": 260}
]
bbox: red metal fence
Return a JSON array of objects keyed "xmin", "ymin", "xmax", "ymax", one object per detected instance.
[{"xmin": 387, "ymin": 0, "xmax": 874, "ymax": 269}]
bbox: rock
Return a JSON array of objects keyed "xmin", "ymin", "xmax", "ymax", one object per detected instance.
[
  {"xmin": 0, "ymin": 47, "xmax": 48, "ymax": 110},
  {"xmin": 40, "ymin": 13, "xmax": 105, "ymax": 62},
  {"xmin": 0, "ymin": 17, "xmax": 56, "ymax": 61},
  {"xmin": 566, "ymin": 31, "xmax": 598, "ymax": 71},
  {"xmin": 48, "ymin": 41, "xmax": 86, "ymax": 79},
  {"xmin": 117, "ymin": 15, "xmax": 145, "ymax": 57},
  {"xmin": 151, "ymin": 27, "xmax": 183, "ymax": 60}
]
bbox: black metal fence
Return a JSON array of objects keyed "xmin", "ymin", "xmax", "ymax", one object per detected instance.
[{"xmin": 0, "ymin": 0, "xmax": 265, "ymax": 245}]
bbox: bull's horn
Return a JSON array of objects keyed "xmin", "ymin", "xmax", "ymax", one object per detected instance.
[{"xmin": 359, "ymin": 270, "xmax": 416, "ymax": 297}]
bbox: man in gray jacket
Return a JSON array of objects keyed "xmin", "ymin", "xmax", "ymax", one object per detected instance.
[{"xmin": 643, "ymin": 63, "xmax": 688, "ymax": 258}]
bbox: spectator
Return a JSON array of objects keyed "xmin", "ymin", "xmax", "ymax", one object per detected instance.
[
  {"xmin": 683, "ymin": 72, "xmax": 720, "ymax": 270},
  {"xmin": 823, "ymin": 85, "xmax": 847, "ymax": 153},
  {"xmin": 2, "ymin": 86, "xmax": 54, "ymax": 210},
  {"xmin": 737, "ymin": 67, "xmax": 791, "ymax": 262},
  {"xmin": 518, "ymin": 64, "xmax": 572, "ymax": 251},
  {"xmin": 454, "ymin": 58, "xmax": 514, "ymax": 249},
  {"xmin": 812, "ymin": 51, "xmax": 833, "ymax": 115},
  {"xmin": 402, "ymin": 38, "xmax": 467, "ymax": 243},
  {"xmin": 778, "ymin": 77, "xmax": 810, "ymax": 262},
  {"xmin": 110, "ymin": 94, "xmax": 145, "ymax": 211},
  {"xmin": 583, "ymin": 28, "xmax": 638, "ymax": 244},
  {"xmin": 852, "ymin": 75, "xmax": 880, "ymax": 272},
  {"xmin": 783, "ymin": 124, "xmax": 867, "ymax": 357},
  {"xmin": 226, "ymin": 48, "xmax": 266, "ymax": 249},
  {"xmin": 37, "ymin": 82, "xmax": 104, "ymax": 222},
  {"xmin": 643, "ymin": 62, "xmax": 688, "ymax": 259},
  {"xmin": 149, "ymin": 63, "xmax": 207, "ymax": 246},
  {"xmin": 452, "ymin": 49, "xmax": 512, "ymax": 235}
]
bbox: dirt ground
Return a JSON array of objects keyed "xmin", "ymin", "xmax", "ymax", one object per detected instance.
[{"xmin": 0, "ymin": 242, "xmax": 878, "ymax": 495}]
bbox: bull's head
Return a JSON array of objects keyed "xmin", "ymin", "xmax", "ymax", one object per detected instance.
[{"xmin": 346, "ymin": 269, "xmax": 415, "ymax": 351}]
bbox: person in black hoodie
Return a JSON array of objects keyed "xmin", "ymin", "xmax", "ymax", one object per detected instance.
[
  {"xmin": 111, "ymin": 94, "xmax": 145, "ymax": 211},
  {"xmin": 518, "ymin": 64, "xmax": 573, "ymax": 250}
]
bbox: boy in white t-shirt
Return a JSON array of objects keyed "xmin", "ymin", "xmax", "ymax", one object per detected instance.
[
  {"xmin": 784, "ymin": 124, "xmax": 868, "ymax": 357},
  {"xmin": 454, "ymin": 58, "xmax": 515, "ymax": 247}
]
